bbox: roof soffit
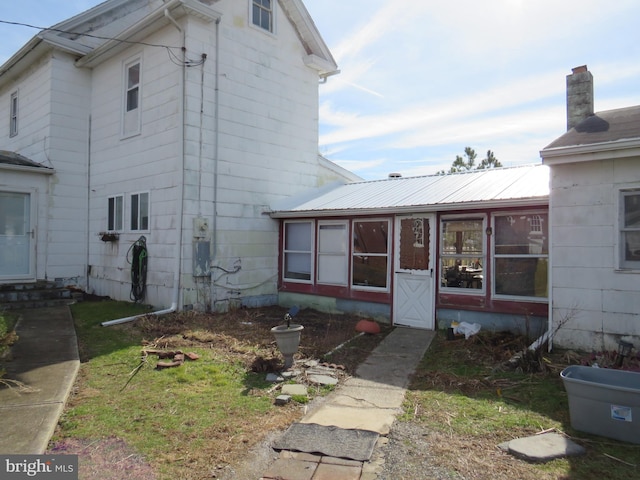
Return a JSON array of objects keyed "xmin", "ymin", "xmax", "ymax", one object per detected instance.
[{"xmin": 278, "ymin": 0, "xmax": 338, "ymax": 76}]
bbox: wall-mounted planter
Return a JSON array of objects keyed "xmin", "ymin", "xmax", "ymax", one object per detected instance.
[{"xmin": 99, "ymin": 232, "xmax": 119, "ymax": 242}]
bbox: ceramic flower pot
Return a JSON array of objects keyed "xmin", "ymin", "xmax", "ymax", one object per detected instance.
[{"xmin": 271, "ymin": 324, "xmax": 304, "ymax": 368}]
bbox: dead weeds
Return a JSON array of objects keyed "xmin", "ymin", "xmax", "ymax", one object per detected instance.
[{"xmin": 53, "ymin": 305, "xmax": 390, "ymax": 479}]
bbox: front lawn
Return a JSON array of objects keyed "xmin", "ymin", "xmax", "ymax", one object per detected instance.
[{"xmin": 49, "ymin": 301, "xmax": 385, "ymax": 479}]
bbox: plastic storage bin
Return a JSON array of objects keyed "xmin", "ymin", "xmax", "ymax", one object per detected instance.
[{"xmin": 561, "ymin": 365, "xmax": 640, "ymax": 444}]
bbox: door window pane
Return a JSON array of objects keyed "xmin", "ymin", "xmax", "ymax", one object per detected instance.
[{"xmin": 399, "ymin": 217, "xmax": 429, "ymax": 270}]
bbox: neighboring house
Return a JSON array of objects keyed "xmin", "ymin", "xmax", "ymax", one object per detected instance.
[
  {"xmin": 269, "ymin": 164, "xmax": 550, "ymax": 336},
  {"xmin": 541, "ymin": 66, "xmax": 640, "ymax": 351},
  {"xmin": 0, "ymin": 0, "xmax": 359, "ymax": 311}
]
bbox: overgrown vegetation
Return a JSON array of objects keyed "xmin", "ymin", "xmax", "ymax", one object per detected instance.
[
  {"xmin": 400, "ymin": 331, "xmax": 640, "ymax": 479},
  {"xmin": 49, "ymin": 301, "xmax": 386, "ymax": 479},
  {"xmin": 0, "ymin": 311, "xmax": 18, "ymax": 375}
]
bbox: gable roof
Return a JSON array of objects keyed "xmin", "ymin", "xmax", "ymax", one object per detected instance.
[
  {"xmin": 0, "ymin": 0, "xmax": 338, "ymax": 81},
  {"xmin": 541, "ymin": 105, "xmax": 640, "ymax": 164},
  {"xmin": 270, "ymin": 164, "xmax": 549, "ymax": 218}
]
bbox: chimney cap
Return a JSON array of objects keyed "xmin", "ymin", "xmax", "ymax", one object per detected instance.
[{"xmin": 571, "ymin": 65, "xmax": 588, "ymax": 74}]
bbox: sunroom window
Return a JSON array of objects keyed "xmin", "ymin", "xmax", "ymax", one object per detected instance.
[
  {"xmin": 352, "ymin": 220, "xmax": 390, "ymax": 289},
  {"xmin": 317, "ymin": 222, "xmax": 348, "ymax": 285},
  {"xmin": 440, "ymin": 218, "xmax": 484, "ymax": 290},
  {"xmin": 494, "ymin": 213, "xmax": 548, "ymax": 299},
  {"xmin": 283, "ymin": 221, "xmax": 313, "ymax": 282}
]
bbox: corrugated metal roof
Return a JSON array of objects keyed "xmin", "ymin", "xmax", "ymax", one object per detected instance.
[{"xmin": 270, "ymin": 164, "xmax": 549, "ymax": 218}]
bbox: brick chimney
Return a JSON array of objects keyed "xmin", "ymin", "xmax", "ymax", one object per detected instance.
[{"xmin": 566, "ymin": 65, "xmax": 593, "ymax": 131}]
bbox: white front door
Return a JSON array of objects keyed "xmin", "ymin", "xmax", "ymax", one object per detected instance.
[
  {"xmin": 0, "ymin": 191, "xmax": 35, "ymax": 281},
  {"xmin": 393, "ymin": 214, "xmax": 435, "ymax": 329}
]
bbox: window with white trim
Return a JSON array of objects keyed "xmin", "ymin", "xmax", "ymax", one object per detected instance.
[
  {"xmin": 122, "ymin": 57, "xmax": 141, "ymax": 136},
  {"xmin": 317, "ymin": 221, "xmax": 348, "ymax": 285},
  {"xmin": 107, "ymin": 195, "xmax": 124, "ymax": 231},
  {"xmin": 283, "ymin": 221, "xmax": 313, "ymax": 282},
  {"xmin": 252, "ymin": 0, "xmax": 273, "ymax": 32},
  {"xmin": 130, "ymin": 192, "xmax": 149, "ymax": 231},
  {"xmin": 440, "ymin": 218, "xmax": 484, "ymax": 290},
  {"xmin": 352, "ymin": 219, "xmax": 390, "ymax": 290},
  {"xmin": 493, "ymin": 212, "xmax": 548, "ymax": 299},
  {"xmin": 620, "ymin": 189, "xmax": 640, "ymax": 269},
  {"xmin": 9, "ymin": 91, "xmax": 18, "ymax": 137}
]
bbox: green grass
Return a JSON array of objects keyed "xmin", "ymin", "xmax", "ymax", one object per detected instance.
[
  {"xmin": 56, "ymin": 301, "xmax": 289, "ymax": 479},
  {"xmin": 402, "ymin": 331, "xmax": 640, "ymax": 480}
]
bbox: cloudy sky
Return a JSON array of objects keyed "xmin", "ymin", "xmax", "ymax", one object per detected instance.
[{"xmin": 1, "ymin": 1, "xmax": 639, "ymax": 180}]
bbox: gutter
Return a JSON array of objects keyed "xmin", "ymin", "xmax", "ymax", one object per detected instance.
[
  {"xmin": 268, "ymin": 197, "xmax": 550, "ymax": 219},
  {"xmin": 541, "ymin": 138, "xmax": 640, "ymax": 164}
]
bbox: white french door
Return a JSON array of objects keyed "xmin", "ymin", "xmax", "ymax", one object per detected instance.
[
  {"xmin": 393, "ymin": 214, "xmax": 435, "ymax": 329},
  {"xmin": 0, "ymin": 191, "xmax": 35, "ymax": 281}
]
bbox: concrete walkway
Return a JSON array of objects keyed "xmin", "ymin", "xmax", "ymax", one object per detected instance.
[
  {"xmin": 0, "ymin": 306, "xmax": 80, "ymax": 454},
  {"xmin": 261, "ymin": 327, "xmax": 436, "ymax": 480}
]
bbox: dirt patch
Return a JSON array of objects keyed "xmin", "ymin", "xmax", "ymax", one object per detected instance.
[{"xmin": 49, "ymin": 437, "xmax": 157, "ymax": 480}]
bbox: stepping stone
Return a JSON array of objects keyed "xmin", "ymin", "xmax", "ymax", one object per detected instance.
[
  {"xmin": 275, "ymin": 395, "xmax": 291, "ymax": 406},
  {"xmin": 273, "ymin": 423, "xmax": 379, "ymax": 462},
  {"xmin": 498, "ymin": 433, "xmax": 586, "ymax": 462},
  {"xmin": 282, "ymin": 384, "xmax": 308, "ymax": 396},
  {"xmin": 266, "ymin": 373, "xmax": 284, "ymax": 382},
  {"xmin": 308, "ymin": 374, "xmax": 338, "ymax": 386}
]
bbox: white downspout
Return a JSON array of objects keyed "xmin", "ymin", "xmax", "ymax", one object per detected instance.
[{"xmin": 103, "ymin": 9, "xmax": 186, "ymax": 326}]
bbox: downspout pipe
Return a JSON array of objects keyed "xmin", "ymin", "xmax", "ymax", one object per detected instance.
[{"xmin": 103, "ymin": 9, "xmax": 186, "ymax": 327}]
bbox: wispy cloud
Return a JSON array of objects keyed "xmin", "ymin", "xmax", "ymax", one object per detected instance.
[{"xmin": 306, "ymin": 0, "xmax": 640, "ymax": 179}]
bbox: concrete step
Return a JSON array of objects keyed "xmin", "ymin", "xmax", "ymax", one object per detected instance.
[{"xmin": 0, "ymin": 282, "xmax": 77, "ymax": 310}]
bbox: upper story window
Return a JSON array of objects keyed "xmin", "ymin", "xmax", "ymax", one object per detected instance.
[
  {"xmin": 130, "ymin": 192, "xmax": 149, "ymax": 231},
  {"xmin": 352, "ymin": 219, "xmax": 390, "ymax": 290},
  {"xmin": 620, "ymin": 190, "xmax": 640, "ymax": 270},
  {"xmin": 9, "ymin": 91, "xmax": 18, "ymax": 137},
  {"xmin": 252, "ymin": 0, "xmax": 273, "ymax": 32},
  {"xmin": 440, "ymin": 218, "xmax": 484, "ymax": 291},
  {"xmin": 493, "ymin": 212, "xmax": 548, "ymax": 299},
  {"xmin": 122, "ymin": 57, "xmax": 141, "ymax": 137},
  {"xmin": 107, "ymin": 195, "xmax": 124, "ymax": 231}
]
